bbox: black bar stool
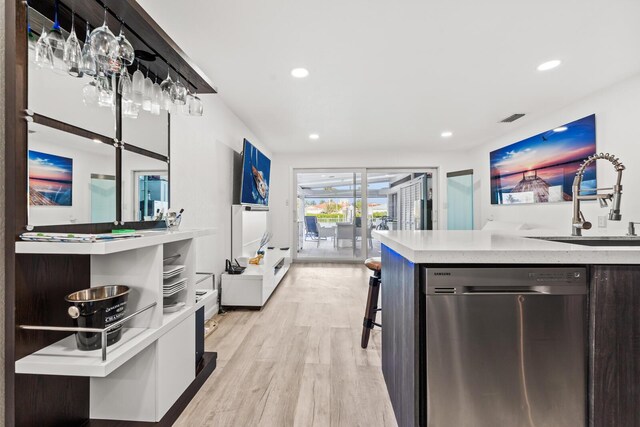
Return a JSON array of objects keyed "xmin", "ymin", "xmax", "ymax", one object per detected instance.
[{"xmin": 361, "ymin": 257, "xmax": 381, "ymax": 349}]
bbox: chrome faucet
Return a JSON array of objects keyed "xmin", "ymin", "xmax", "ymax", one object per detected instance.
[{"xmin": 571, "ymin": 153, "xmax": 625, "ymax": 236}]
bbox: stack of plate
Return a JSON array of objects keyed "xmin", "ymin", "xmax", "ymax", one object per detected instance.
[
  {"xmin": 163, "ymin": 277, "xmax": 187, "ymax": 297},
  {"xmin": 163, "ymin": 301, "xmax": 186, "ymax": 313},
  {"xmin": 163, "ymin": 264, "xmax": 185, "ymax": 280}
]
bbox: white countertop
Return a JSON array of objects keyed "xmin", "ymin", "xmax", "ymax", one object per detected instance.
[
  {"xmin": 15, "ymin": 228, "xmax": 216, "ymax": 255},
  {"xmin": 372, "ymin": 230, "xmax": 640, "ymax": 264}
]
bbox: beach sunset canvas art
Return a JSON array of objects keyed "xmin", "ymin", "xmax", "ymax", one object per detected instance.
[
  {"xmin": 490, "ymin": 114, "xmax": 596, "ymax": 205},
  {"xmin": 28, "ymin": 150, "xmax": 73, "ymax": 206}
]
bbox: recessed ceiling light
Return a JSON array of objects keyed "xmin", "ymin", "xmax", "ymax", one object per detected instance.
[
  {"xmin": 291, "ymin": 68, "xmax": 309, "ymax": 78},
  {"xmin": 537, "ymin": 60, "xmax": 562, "ymax": 71},
  {"xmin": 309, "ymin": 133, "xmax": 319, "ymax": 140},
  {"xmin": 553, "ymin": 126, "xmax": 568, "ymax": 132},
  {"xmin": 441, "ymin": 131, "xmax": 453, "ymax": 138}
]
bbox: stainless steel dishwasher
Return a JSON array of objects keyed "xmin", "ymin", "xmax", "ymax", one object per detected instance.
[{"xmin": 424, "ymin": 267, "xmax": 587, "ymax": 427}]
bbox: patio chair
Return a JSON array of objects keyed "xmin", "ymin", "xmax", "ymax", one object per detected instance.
[
  {"xmin": 336, "ymin": 222, "xmax": 355, "ymax": 248},
  {"xmin": 304, "ymin": 216, "xmax": 320, "ymax": 241},
  {"xmin": 355, "ymin": 223, "xmax": 375, "ymax": 250}
]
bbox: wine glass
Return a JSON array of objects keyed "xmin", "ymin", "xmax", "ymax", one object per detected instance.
[
  {"xmin": 170, "ymin": 76, "xmax": 187, "ymax": 105},
  {"xmin": 132, "ymin": 61, "xmax": 144, "ymax": 106},
  {"xmin": 44, "ymin": 0, "xmax": 65, "ymax": 61},
  {"xmin": 151, "ymin": 78, "xmax": 162, "ymax": 115},
  {"xmin": 117, "ymin": 25, "xmax": 135, "ymax": 66},
  {"xmin": 142, "ymin": 70, "xmax": 153, "ymax": 111},
  {"xmin": 79, "ymin": 21, "xmax": 97, "ymax": 76},
  {"xmin": 194, "ymin": 96, "xmax": 204, "ymax": 116},
  {"xmin": 189, "ymin": 92, "xmax": 203, "ymax": 116},
  {"xmin": 97, "ymin": 74, "xmax": 113, "ymax": 107},
  {"xmin": 123, "ymin": 99, "xmax": 140, "ymax": 119},
  {"xmin": 82, "ymin": 78, "xmax": 99, "ymax": 106},
  {"xmin": 118, "ymin": 64, "xmax": 133, "ymax": 101},
  {"xmin": 90, "ymin": 7, "xmax": 119, "ymax": 71},
  {"xmin": 160, "ymin": 69, "xmax": 174, "ymax": 110},
  {"xmin": 183, "ymin": 90, "xmax": 194, "ymax": 114},
  {"xmin": 63, "ymin": 14, "xmax": 83, "ymax": 77},
  {"xmin": 34, "ymin": 27, "xmax": 54, "ymax": 69}
]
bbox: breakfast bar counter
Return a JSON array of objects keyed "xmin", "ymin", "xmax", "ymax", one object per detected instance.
[
  {"xmin": 373, "ymin": 229, "xmax": 640, "ymax": 264},
  {"xmin": 373, "ymin": 230, "xmax": 640, "ymax": 427}
]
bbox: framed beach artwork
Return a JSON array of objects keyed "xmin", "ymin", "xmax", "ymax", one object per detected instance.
[
  {"xmin": 490, "ymin": 114, "xmax": 596, "ymax": 205},
  {"xmin": 28, "ymin": 150, "xmax": 73, "ymax": 206}
]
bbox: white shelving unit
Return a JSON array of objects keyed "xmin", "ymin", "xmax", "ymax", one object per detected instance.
[{"xmin": 14, "ymin": 228, "xmax": 215, "ymax": 422}]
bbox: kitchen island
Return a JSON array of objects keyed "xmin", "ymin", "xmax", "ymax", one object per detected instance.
[{"xmin": 373, "ymin": 230, "xmax": 640, "ymax": 427}]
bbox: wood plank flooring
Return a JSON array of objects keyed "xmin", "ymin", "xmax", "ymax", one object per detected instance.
[{"xmin": 174, "ymin": 263, "xmax": 397, "ymax": 427}]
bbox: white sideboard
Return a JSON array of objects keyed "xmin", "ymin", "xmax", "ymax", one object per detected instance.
[{"xmin": 221, "ymin": 248, "xmax": 291, "ymax": 307}]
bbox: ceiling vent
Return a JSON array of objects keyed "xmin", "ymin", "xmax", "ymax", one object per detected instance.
[{"xmin": 500, "ymin": 113, "xmax": 526, "ymax": 123}]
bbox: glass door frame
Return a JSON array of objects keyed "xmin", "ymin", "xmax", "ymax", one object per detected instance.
[
  {"xmin": 292, "ymin": 167, "xmax": 440, "ymax": 262},
  {"xmin": 292, "ymin": 168, "xmax": 367, "ymax": 262}
]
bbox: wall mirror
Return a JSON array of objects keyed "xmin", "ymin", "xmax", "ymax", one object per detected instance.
[
  {"xmin": 27, "ymin": 121, "xmax": 117, "ymax": 226},
  {"xmin": 25, "ymin": 5, "xmax": 172, "ymax": 228},
  {"xmin": 122, "ymin": 150, "xmax": 169, "ymax": 222},
  {"xmin": 27, "ymin": 8, "xmax": 116, "ymax": 138},
  {"xmin": 122, "ymin": 109, "xmax": 170, "ymax": 157}
]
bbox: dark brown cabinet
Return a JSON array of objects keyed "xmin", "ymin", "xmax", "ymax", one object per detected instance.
[
  {"xmin": 381, "ymin": 259, "xmax": 640, "ymax": 427},
  {"xmin": 590, "ymin": 265, "xmax": 640, "ymax": 427}
]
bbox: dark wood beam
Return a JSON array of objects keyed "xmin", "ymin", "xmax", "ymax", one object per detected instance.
[{"xmin": 29, "ymin": 0, "xmax": 216, "ymax": 93}]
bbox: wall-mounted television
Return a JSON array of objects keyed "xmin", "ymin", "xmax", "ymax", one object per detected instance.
[
  {"xmin": 490, "ymin": 114, "xmax": 597, "ymax": 205},
  {"xmin": 240, "ymin": 139, "xmax": 271, "ymax": 207}
]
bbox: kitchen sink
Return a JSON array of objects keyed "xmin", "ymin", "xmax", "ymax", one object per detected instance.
[{"xmin": 530, "ymin": 236, "xmax": 640, "ymax": 246}]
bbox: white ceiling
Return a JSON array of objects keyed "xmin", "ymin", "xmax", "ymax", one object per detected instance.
[{"xmin": 138, "ymin": 0, "xmax": 640, "ymax": 154}]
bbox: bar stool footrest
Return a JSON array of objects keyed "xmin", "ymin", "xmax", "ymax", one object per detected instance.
[{"xmin": 363, "ymin": 318, "xmax": 382, "ymax": 329}]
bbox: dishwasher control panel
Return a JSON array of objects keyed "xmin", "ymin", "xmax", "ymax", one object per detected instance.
[
  {"xmin": 528, "ymin": 271, "xmax": 583, "ymax": 282},
  {"xmin": 423, "ymin": 267, "xmax": 587, "ymax": 295}
]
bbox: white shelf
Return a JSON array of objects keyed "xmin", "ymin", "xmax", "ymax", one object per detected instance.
[
  {"xmin": 16, "ymin": 303, "xmax": 196, "ymax": 377},
  {"xmin": 15, "ymin": 228, "xmax": 215, "ymax": 255},
  {"xmin": 161, "ymin": 305, "xmax": 193, "ymax": 327},
  {"xmin": 195, "ymin": 289, "xmax": 217, "ymax": 310}
]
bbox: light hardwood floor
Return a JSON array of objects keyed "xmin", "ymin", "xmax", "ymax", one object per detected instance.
[{"xmin": 175, "ymin": 263, "xmax": 397, "ymax": 427}]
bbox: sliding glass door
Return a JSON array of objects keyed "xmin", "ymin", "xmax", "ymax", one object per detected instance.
[
  {"xmin": 293, "ymin": 168, "xmax": 438, "ymax": 261},
  {"xmin": 294, "ymin": 169, "xmax": 365, "ymax": 261}
]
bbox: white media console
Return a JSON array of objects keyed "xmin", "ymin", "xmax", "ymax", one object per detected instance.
[
  {"xmin": 221, "ymin": 248, "xmax": 291, "ymax": 307},
  {"xmin": 221, "ymin": 205, "xmax": 291, "ymax": 308}
]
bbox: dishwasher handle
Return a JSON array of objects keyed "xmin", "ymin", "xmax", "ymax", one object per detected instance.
[
  {"xmin": 463, "ymin": 286, "xmax": 546, "ymax": 294},
  {"xmin": 428, "ymin": 284, "xmax": 587, "ymax": 296}
]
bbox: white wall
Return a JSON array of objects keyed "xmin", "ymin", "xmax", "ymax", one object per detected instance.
[
  {"xmin": 468, "ymin": 73, "xmax": 640, "ymax": 234},
  {"xmin": 269, "ymin": 151, "xmax": 472, "ymax": 248},
  {"xmin": 169, "ymin": 94, "xmax": 271, "ymax": 290},
  {"xmin": 270, "ymin": 73, "xmax": 640, "ymax": 244}
]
